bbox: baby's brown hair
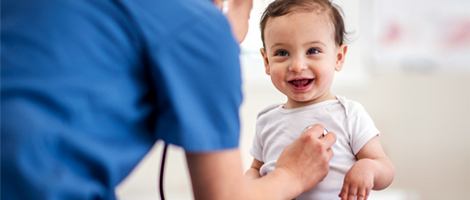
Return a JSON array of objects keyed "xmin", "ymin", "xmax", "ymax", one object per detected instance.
[{"xmin": 260, "ymin": 0, "xmax": 347, "ymax": 48}]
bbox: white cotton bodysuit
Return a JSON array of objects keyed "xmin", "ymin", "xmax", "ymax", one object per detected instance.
[{"xmin": 249, "ymin": 96, "xmax": 379, "ymax": 200}]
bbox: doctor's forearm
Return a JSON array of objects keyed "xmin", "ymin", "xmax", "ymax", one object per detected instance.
[{"xmin": 186, "ymin": 149, "xmax": 304, "ymax": 200}]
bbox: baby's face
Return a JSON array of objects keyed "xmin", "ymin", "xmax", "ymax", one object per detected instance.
[{"xmin": 261, "ymin": 11, "xmax": 347, "ymax": 109}]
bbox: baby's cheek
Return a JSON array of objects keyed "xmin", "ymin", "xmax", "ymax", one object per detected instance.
[
  {"xmin": 271, "ymin": 72, "xmax": 285, "ymax": 85},
  {"xmin": 316, "ymin": 70, "xmax": 335, "ymax": 85}
]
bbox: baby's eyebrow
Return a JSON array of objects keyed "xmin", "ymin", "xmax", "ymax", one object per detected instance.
[
  {"xmin": 304, "ymin": 40, "xmax": 327, "ymax": 47},
  {"xmin": 269, "ymin": 43, "xmax": 286, "ymax": 49}
]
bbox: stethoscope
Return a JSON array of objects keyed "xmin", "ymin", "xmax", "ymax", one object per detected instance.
[
  {"xmin": 304, "ymin": 125, "xmax": 329, "ymax": 138},
  {"xmin": 159, "ymin": 142, "xmax": 169, "ymax": 200}
]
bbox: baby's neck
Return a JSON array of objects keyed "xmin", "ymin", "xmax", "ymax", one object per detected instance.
[{"xmin": 284, "ymin": 93, "xmax": 337, "ymax": 109}]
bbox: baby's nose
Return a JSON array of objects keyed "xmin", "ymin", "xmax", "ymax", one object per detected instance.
[{"xmin": 289, "ymin": 58, "xmax": 307, "ymax": 72}]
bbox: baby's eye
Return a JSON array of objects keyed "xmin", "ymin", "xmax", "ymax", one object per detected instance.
[
  {"xmin": 275, "ymin": 50, "xmax": 289, "ymax": 56},
  {"xmin": 307, "ymin": 48, "xmax": 320, "ymax": 55}
]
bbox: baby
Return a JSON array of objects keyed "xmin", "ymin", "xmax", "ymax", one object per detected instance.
[{"xmin": 244, "ymin": 0, "xmax": 395, "ymax": 199}]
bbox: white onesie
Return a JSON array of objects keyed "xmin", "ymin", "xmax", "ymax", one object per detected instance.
[{"xmin": 249, "ymin": 96, "xmax": 379, "ymax": 200}]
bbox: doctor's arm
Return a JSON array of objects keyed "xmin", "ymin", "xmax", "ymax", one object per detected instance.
[{"xmin": 186, "ymin": 124, "xmax": 336, "ymax": 200}]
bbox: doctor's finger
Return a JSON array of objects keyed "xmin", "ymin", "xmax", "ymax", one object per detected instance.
[{"xmin": 322, "ymin": 131, "xmax": 337, "ymax": 147}]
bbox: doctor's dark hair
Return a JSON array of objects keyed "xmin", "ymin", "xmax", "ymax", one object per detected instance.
[{"xmin": 260, "ymin": 0, "xmax": 347, "ymax": 48}]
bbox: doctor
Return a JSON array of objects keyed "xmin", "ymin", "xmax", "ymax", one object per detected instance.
[{"xmin": 1, "ymin": 0, "xmax": 336, "ymax": 199}]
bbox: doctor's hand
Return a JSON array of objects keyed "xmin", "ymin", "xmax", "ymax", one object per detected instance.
[{"xmin": 275, "ymin": 124, "xmax": 336, "ymax": 194}]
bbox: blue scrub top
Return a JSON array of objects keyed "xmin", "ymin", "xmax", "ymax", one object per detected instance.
[{"xmin": 1, "ymin": 0, "xmax": 242, "ymax": 199}]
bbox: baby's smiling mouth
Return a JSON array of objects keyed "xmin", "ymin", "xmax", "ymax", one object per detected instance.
[
  {"xmin": 289, "ymin": 79, "xmax": 313, "ymax": 87},
  {"xmin": 289, "ymin": 78, "xmax": 314, "ymax": 88}
]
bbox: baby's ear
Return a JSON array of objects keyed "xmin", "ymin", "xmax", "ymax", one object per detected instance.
[
  {"xmin": 260, "ymin": 48, "xmax": 271, "ymax": 75},
  {"xmin": 335, "ymin": 44, "xmax": 348, "ymax": 71}
]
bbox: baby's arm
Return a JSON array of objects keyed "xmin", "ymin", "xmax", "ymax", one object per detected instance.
[
  {"xmin": 244, "ymin": 158, "xmax": 264, "ymax": 180},
  {"xmin": 339, "ymin": 136, "xmax": 395, "ymax": 200}
]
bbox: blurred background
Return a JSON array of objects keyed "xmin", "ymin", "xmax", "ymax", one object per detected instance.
[{"xmin": 115, "ymin": 0, "xmax": 470, "ymax": 199}]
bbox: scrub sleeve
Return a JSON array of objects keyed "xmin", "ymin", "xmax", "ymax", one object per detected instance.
[{"xmin": 143, "ymin": 1, "xmax": 243, "ymax": 152}]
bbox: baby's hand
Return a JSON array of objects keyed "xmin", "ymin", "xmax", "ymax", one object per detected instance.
[{"xmin": 339, "ymin": 159, "xmax": 375, "ymax": 200}]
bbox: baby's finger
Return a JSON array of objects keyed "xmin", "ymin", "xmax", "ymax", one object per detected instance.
[
  {"xmin": 364, "ymin": 187, "xmax": 371, "ymax": 200},
  {"xmin": 356, "ymin": 187, "xmax": 366, "ymax": 200},
  {"xmin": 339, "ymin": 184, "xmax": 349, "ymax": 200},
  {"xmin": 347, "ymin": 185, "xmax": 358, "ymax": 200}
]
